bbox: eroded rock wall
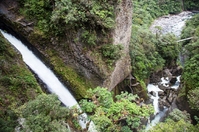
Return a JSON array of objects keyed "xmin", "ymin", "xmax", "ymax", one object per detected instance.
[{"xmin": 103, "ymin": 0, "xmax": 132, "ymax": 90}]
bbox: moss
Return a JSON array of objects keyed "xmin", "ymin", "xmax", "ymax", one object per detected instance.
[{"xmin": 46, "ymin": 49, "xmax": 93, "ymax": 99}]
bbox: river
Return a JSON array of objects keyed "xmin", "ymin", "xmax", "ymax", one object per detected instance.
[{"xmin": 146, "ymin": 11, "xmax": 193, "ymax": 130}]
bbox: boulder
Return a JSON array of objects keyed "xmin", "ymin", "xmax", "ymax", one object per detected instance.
[
  {"xmin": 170, "ymin": 77, "xmax": 177, "ymax": 85},
  {"xmin": 149, "ymin": 91, "xmax": 156, "ymax": 97},
  {"xmin": 158, "ymin": 84, "xmax": 167, "ymax": 91},
  {"xmin": 158, "ymin": 91, "xmax": 165, "ymax": 96},
  {"xmin": 158, "ymin": 101, "xmax": 164, "ymax": 111}
]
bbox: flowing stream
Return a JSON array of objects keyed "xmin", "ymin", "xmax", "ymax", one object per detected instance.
[
  {"xmin": 0, "ymin": 29, "xmax": 96, "ymax": 131},
  {"xmin": 146, "ymin": 11, "xmax": 194, "ymax": 130}
]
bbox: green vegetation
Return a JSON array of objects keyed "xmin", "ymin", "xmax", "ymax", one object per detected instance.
[
  {"xmin": 180, "ymin": 14, "xmax": 199, "ymax": 110},
  {"xmin": 0, "ymin": 32, "xmax": 42, "ymax": 132},
  {"xmin": 184, "ymin": 0, "xmax": 199, "ymax": 10},
  {"xmin": 101, "ymin": 44, "xmax": 123, "ymax": 65},
  {"xmin": 18, "ymin": 94, "xmax": 71, "ymax": 132},
  {"xmin": 20, "ymin": 0, "xmax": 119, "ymax": 35},
  {"xmin": 79, "ymin": 87, "xmax": 154, "ymax": 131}
]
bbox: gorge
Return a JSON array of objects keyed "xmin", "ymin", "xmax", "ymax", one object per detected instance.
[{"xmin": 1, "ymin": 0, "xmax": 199, "ymax": 131}]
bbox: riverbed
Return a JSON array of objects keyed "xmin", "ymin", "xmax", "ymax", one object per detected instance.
[{"xmin": 150, "ymin": 11, "xmax": 193, "ymax": 37}]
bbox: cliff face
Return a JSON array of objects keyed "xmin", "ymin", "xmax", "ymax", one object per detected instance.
[
  {"xmin": 0, "ymin": 0, "xmax": 132, "ymax": 98},
  {"xmin": 104, "ymin": 0, "xmax": 132, "ymax": 90}
]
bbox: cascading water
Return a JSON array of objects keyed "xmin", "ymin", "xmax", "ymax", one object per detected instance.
[
  {"xmin": 146, "ymin": 77, "xmax": 180, "ymax": 130},
  {"xmin": 0, "ymin": 29, "xmax": 96, "ymax": 131},
  {"xmin": 146, "ymin": 11, "xmax": 194, "ymax": 130}
]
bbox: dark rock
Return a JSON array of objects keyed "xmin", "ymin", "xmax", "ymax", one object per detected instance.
[
  {"xmin": 167, "ymin": 95, "xmax": 173, "ymax": 104},
  {"xmin": 149, "ymin": 71, "xmax": 162, "ymax": 84},
  {"xmin": 145, "ymin": 97, "xmax": 153, "ymax": 105},
  {"xmin": 158, "ymin": 91, "xmax": 165, "ymax": 96},
  {"xmin": 158, "ymin": 84, "xmax": 167, "ymax": 90},
  {"xmin": 140, "ymin": 118, "xmax": 148, "ymax": 126},
  {"xmin": 163, "ymin": 100, "xmax": 170, "ymax": 107},
  {"xmin": 163, "ymin": 69, "xmax": 172, "ymax": 79},
  {"xmin": 170, "ymin": 77, "xmax": 177, "ymax": 85},
  {"xmin": 150, "ymin": 114, "xmax": 155, "ymax": 121},
  {"xmin": 149, "ymin": 91, "xmax": 156, "ymax": 97},
  {"xmin": 158, "ymin": 101, "xmax": 164, "ymax": 111},
  {"xmin": 171, "ymin": 66, "xmax": 183, "ymax": 76}
]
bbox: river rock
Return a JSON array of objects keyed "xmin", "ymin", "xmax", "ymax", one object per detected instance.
[
  {"xmin": 167, "ymin": 95, "xmax": 173, "ymax": 104},
  {"xmin": 145, "ymin": 97, "xmax": 153, "ymax": 105},
  {"xmin": 150, "ymin": 114, "xmax": 155, "ymax": 121},
  {"xmin": 171, "ymin": 66, "xmax": 183, "ymax": 76},
  {"xmin": 158, "ymin": 101, "xmax": 164, "ymax": 111},
  {"xmin": 163, "ymin": 100, "xmax": 170, "ymax": 107},
  {"xmin": 170, "ymin": 77, "xmax": 177, "ymax": 85},
  {"xmin": 158, "ymin": 84, "xmax": 167, "ymax": 90},
  {"xmin": 158, "ymin": 91, "xmax": 165, "ymax": 96},
  {"xmin": 149, "ymin": 91, "xmax": 156, "ymax": 97},
  {"xmin": 140, "ymin": 117, "xmax": 148, "ymax": 126}
]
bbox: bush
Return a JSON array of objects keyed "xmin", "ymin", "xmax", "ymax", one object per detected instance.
[{"xmin": 79, "ymin": 87, "xmax": 154, "ymax": 131}]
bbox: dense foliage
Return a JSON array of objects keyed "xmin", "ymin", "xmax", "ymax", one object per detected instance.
[
  {"xmin": 184, "ymin": 0, "xmax": 199, "ymax": 10},
  {"xmin": 130, "ymin": 26, "xmax": 165, "ymax": 80},
  {"xmin": 79, "ymin": 87, "xmax": 154, "ymax": 131},
  {"xmin": 180, "ymin": 14, "xmax": 199, "ymax": 110},
  {"xmin": 18, "ymin": 94, "xmax": 71, "ymax": 132},
  {"xmin": 20, "ymin": 0, "xmax": 119, "ymax": 33}
]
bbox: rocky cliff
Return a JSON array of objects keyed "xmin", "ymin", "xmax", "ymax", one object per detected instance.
[{"xmin": 0, "ymin": 0, "xmax": 132, "ymax": 98}]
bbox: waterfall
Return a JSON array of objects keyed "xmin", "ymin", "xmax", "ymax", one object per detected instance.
[{"xmin": 0, "ymin": 29, "xmax": 96, "ymax": 131}]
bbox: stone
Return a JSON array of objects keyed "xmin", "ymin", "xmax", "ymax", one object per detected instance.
[
  {"xmin": 158, "ymin": 84, "xmax": 167, "ymax": 91},
  {"xmin": 158, "ymin": 91, "xmax": 165, "ymax": 96},
  {"xmin": 158, "ymin": 101, "xmax": 164, "ymax": 111},
  {"xmin": 170, "ymin": 77, "xmax": 177, "ymax": 85},
  {"xmin": 149, "ymin": 91, "xmax": 156, "ymax": 97}
]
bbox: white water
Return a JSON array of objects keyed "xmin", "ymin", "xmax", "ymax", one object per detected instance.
[
  {"xmin": 0, "ymin": 30, "xmax": 97, "ymax": 130},
  {"xmin": 146, "ymin": 76, "xmax": 180, "ymax": 130},
  {"xmin": 147, "ymin": 84, "xmax": 163, "ymax": 114},
  {"xmin": 150, "ymin": 11, "xmax": 193, "ymax": 37}
]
